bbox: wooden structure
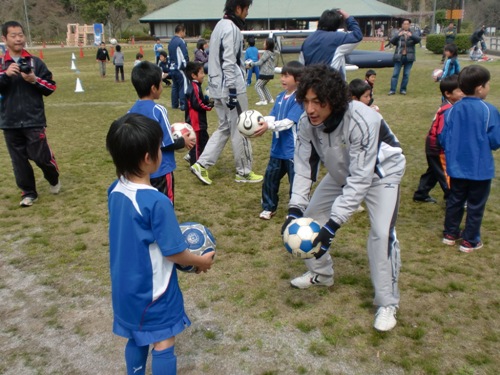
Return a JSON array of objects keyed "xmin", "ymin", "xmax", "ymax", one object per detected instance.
[{"xmin": 66, "ymin": 24, "xmax": 103, "ymax": 47}]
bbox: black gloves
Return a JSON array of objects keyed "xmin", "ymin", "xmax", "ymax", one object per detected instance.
[
  {"xmin": 312, "ymin": 219, "xmax": 340, "ymax": 259},
  {"xmin": 281, "ymin": 208, "xmax": 303, "ymax": 235},
  {"xmin": 226, "ymin": 88, "xmax": 238, "ymax": 110}
]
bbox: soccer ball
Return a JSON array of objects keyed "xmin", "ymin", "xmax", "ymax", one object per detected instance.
[
  {"xmin": 237, "ymin": 110, "xmax": 264, "ymax": 138},
  {"xmin": 432, "ymin": 68, "xmax": 443, "ymax": 81},
  {"xmin": 171, "ymin": 122, "xmax": 196, "ymax": 153},
  {"xmin": 244, "ymin": 59, "xmax": 253, "ymax": 68},
  {"xmin": 283, "ymin": 217, "xmax": 322, "ymax": 259},
  {"xmin": 109, "ymin": 38, "xmax": 117, "ymax": 45},
  {"xmin": 176, "ymin": 222, "xmax": 216, "ymax": 272}
]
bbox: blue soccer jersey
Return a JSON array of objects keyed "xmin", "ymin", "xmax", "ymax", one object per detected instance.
[
  {"xmin": 269, "ymin": 91, "xmax": 303, "ymax": 160},
  {"xmin": 108, "ymin": 178, "xmax": 188, "ymax": 333},
  {"xmin": 128, "ymin": 100, "xmax": 176, "ymax": 177}
]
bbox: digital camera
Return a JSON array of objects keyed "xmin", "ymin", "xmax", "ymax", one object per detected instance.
[{"xmin": 18, "ymin": 59, "xmax": 32, "ymax": 74}]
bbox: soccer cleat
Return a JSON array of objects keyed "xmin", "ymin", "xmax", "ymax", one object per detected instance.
[
  {"xmin": 442, "ymin": 233, "xmax": 461, "ymax": 246},
  {"xmin": 459, "ymin": 240, "xmax": 483, "ymax": 253},
  {"xmin": 259, "ymin": 210, "xmax": 276, "ymax": 220},
  {"xmin": 235, "ymin": 171, "xmax": 263, "ymax": 183},
  {"xmin": 20, "ymin": 196, "xmax": 38, "ymax": 207},
  {"xmin": 374, "ymin": 305, "xmax": 397, "ymax": 332},
  {"xmin": 413, "ymin": 196, "xmax": 437, "ymax": 203},
  {"xmin": 190, "ymin": 163, "xmax": 212, "ymax": 185},
  {"xmin": 255, "ymin": 100, "xmax": 268, "ymax": 106},
  {"xmin": 290, "ymin": 271, "xmax": 334, "ymax": 289},
  {"xmin": 49, "ymin": 182, "xmax": 61, "ymax": 195}
]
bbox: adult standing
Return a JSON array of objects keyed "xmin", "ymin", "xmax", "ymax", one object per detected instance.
[
  {"xmin": 0, "ymin": 21, "xmax": 60, "ymax": 207},
  {"xmin": 388, "ymin": 19, "xmax": 420, "ymax": 95},
  {"xmin": 190, "ymin": 0, "xmax": 262, "ymax": 185},
  {"xmin": 168, "ymin": 24, "xmax": 189, "ymax": 111},
  {"xmin": 283, "ymin": 64, "xmax": 405, "ymax": 332},
  {"xmin": 299, "ymin": 8, "xmax": 362, "ymax": 79},
  {"xmin": 442, "ymin": 22, "xmax": 456, "ymax": 63},
  {"xmin": 470, "ymin": 25, "xmax": 486, "ymax": 52}
]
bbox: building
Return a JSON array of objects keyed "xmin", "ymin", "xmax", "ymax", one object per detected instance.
[{"xmin": 140, "ymin": 0, "xmax": 409, "ymax": 38}]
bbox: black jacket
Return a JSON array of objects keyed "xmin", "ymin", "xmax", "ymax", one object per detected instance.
[
  {"xmin": 0, "ymin": 50, "xmax": 56, "ymax": 129},
  {"xmin": 390, "ymin": 31, "xmax": 421, "ymax": 62},
  {"xmin": 185, "ymin": 80, "xmax": 212, "ymax": 131},
  {"xmin": 96, "ymin": 47, "xmax": 110, "ymax": 61}
]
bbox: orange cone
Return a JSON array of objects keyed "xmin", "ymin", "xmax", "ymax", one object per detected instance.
[
  {"xmin": 110, "ymin": 46, "xmax": 115, "ymax": 57},
  {"xmin": 39, "ymin": 49, "xmax": 44, "ymax": 59},
  {"xmin": 80, "ymin": 47, "xmax": 84, "ymax": 58},
  {"xmin": 380, "ymin": 40, "xmax": 385, "ymax": 51},
  {"xmin": 139, "ymin": 45, "xmax": 144, "ymax": 55}
]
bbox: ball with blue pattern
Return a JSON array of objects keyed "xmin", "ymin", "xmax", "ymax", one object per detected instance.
[
  {"xmin": 283, "ymin": 217, "xmax": 321, "ymax": 259},
  {"xmin": 176, "ymin": 222, "xmax": 216, "ymax": 272}
]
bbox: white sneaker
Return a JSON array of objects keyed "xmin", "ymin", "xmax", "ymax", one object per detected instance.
[
  {"xmin": 290, "ymin": 271, "xmax": 334, "ymax": 289},
  {"xmin": 20, "ymin": 196, "xmax": 38, "ymax": 207},
  {"xmin": 259, "ymin": 210, "xmax": 276, "ymax": 220},
  {"xmin": 255, "ymin": 100, "xmax": 268, "ymax": 106},
  {"xmin": 49, "ymin": 182, "xmax": 61, "ymax": 194},
  {"xmin": 183, "ymin": 153, "xmax": 191, "ymax": 163},
  {"xmin": 373, "ymin": 305, "xmax": 397, "ymax": 332},
  {"xmin": 269, "ymin": 99, "xmax": 274, "ymax": 103}
]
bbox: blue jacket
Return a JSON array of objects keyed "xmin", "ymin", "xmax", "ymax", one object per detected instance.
[
  {"xmin": 440, "ymin": 97, "xmax": 500, "ymax": 180},
  {"xmin": 168, "ymin": 35, "xmax": 189, "ymax": 70}
]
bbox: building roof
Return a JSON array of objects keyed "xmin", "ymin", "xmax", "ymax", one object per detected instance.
[{"xmin": 140, "ymin": 0, "xmax": 408, "ymax": 23}]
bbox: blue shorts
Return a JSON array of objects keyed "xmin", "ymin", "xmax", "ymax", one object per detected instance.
[{"xmin": 113, "ymin": 313, "xmax": 191, "ymax": 347}]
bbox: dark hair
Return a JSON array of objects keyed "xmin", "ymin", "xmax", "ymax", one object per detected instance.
[
  {"xmin": 2, "ymin": 21, "xmax": 24, "ymax": 37},
  {"xmin": 106, "ymin": 113, "xmax": 163, "ymax": 179},
  {"xmin": 136, "ymin": 53, "xmax": 143, "ymax": 59},
  {"xmin": 131, "ymin": 61, "xmax": 162, "ymax": 98},
  {"xmin": 402, "ymin": 18, "xmax": 411, "ymax": 24},
  {"xmin": 281, "ymin": 60, "xmax": 304, "ymax": 81},
  {"xmin": 100, "ymin": 42, "xmax": 105, "ymax": 46},
  {"xmin": 197, "ymin": 38, "xmax": 207, "ymax": 50},
  {"xmin": 264, "ymin": 37, "xmax": 275, "ymax": 51},
  {"xmin": 247, "ymin": 36, "xmax": 256, "ymax": 47},
  {"xmin": 365, "ymin": 69, "xmax": 377, "ymax": 78},
  {"xmin": 175, "ymin": 24, "xmax": 186, "ymax": 34},
  {"xmin": 115, "ymin": 45, "xmax": 121, "ymax": 52},
  {"xmin": 443, "ymin": 43, "xmax": 458, "ymax": 58},
  {"xmin": 155, "ymin": 37, "xmax": 161, "ymax": 41},
  {"xmin": 348, "ymin": 78, "xmax": 371, "ymax": 100},
  {"xmin": 296, "ymin": 65, "xmax": 350, "ymax": 116},
  {"xmin": 317, "ymin": 9, "xmax": 343, "ymax": 32},
  {"xmin": 224, "ymin": 0, "xmax": 253, "ymax": 13},
  {"xmin": 185, "ymin": 61, "xmax": 203, "ymax": 80},
  {"xmin": 458, "ymin": 65, "xmax": 490, "ymax": 95},
  {"xmin": 159, "ymin": 50, "xmax": 168, "ymax": 58},
  {"xmin": 439, "ymin": 75, "xmax": 460, "ymax": 97}
]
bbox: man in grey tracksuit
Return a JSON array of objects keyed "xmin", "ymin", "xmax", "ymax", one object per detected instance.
[
  {"xmin": 190, "ymin": 0, "xmax": 262, "ymax": 185},
  {"xmin": 283, "ymin": 65, "xmax": 405, "ymax": 332}
]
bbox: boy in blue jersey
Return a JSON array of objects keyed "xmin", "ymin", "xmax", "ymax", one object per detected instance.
[
  {"xmin": 253, "ymin": 61, "xmax": 304, "ymax": 220},
  {"xmin": 439, "ymin": 65, "xmax": 500, "ymax": 253},
  {"xmin": 244, "ymin": 36, "xmax": 259, "ymax": 86},
  {"xmin": 106, "ymin": 113, "xmax": 214, "ymax": 375},
  {"xmin": 129, "ymin": 61, "xmax": 195, "ymax": 203}
]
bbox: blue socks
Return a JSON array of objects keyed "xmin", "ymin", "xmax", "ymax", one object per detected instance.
[
  {"xmin": 152, "ymin": 346, "xmax": 177, "ymax": 375},
  {"xmin": 125, "ymin": 339, "xmax": 149, "ymax": 375}
]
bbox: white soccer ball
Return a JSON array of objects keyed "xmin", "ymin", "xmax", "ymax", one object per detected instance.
[
  {"xmin": 171, "ymin": 122, "xmax": 196, "ymax": 153},
  {"xmin": 283, "ymin": 217, "xmax": 322, "ymax": 259},
  {"xmin": 244, "ymin": 59, "xmax": 253, "ymax": 68},
  {"xmin": 237, "ymin": 110, "xmax": 264, "ymax": 138},
  {"xmin": 176, "ymin": 222, "xmax": 216, "ymax": 273},
  {"xmin": 432, "ymin": 68, "xmax": 443, "ymax": 81},
  {"xmin": 109, "ymin": 38, "xmax": 117, "ymax": 45}
]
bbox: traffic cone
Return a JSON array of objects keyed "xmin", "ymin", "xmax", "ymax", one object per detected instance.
[
  {"xmin": 110, "ymin": 46, "xmax": 115, "ymax": 57},
  {"xmin": 71, "ymin": 60, "xmax": 77, "ymax": 70},
  {"xmin": 75, "ymin": 78, "xmax": 84, "ymax": 93},
  {"xmin": 71, "ymin": 52, "xmax": 76, "ymax": 60},
  {"xmin": 380, "ymin": 40, "xmax": 385, "ymax": 51},
  {"xmin": 139, "ymin": 45, "xmax": 144, "ymax": 55},
  {"xmin": 131, "ymin": 36, "xmax": 135, "ymax": 45},
  {"xmin": 79, "ymin": 48, "xmax": 84, "ymax": 58},
  {"xmin": 39, "ymin": 49, "xmax": 44, "ymax": 59}
]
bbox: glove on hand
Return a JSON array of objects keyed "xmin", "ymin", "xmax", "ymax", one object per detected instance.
[
  {"xmin": 312, "ymin": 219, "xmax": 340, "ymax": 259},
  {"xmin": 281, "ymin": 207, "xmax": 303, "ymax": 235},
  {"xmin": 226, "ymin": 88, "xmax": 238, "ymax": 110}
]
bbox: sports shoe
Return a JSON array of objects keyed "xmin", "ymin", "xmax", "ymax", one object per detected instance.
[
  {"xmin": 235, "ymin": 171, "xmax": 263, "ymax": 183},
  {"xmin": 290, "ymin": 271, "xmax": 334, "ymax": 289},
  {"xmin": 183, "ymin": 153, "xmax": 191, "ymax": 163},
  {"xmin": 269, "ymin": 99, "xmax": 275, "ymax": 104},
  {"xmin": 190, "ymin": 163, "xmax": 212, "ymax": 185},
  {"xmin": 400, "ymin": 91, "xmax": 407, "ymax": 95},
  {"xmin": 413, "ymin": 196, "xmax": 437, "ymax": 203},
  {"xmin": 49, "ymin": 182, "xmax": 61, "ymax": 194},
  {"xmin": 459, "ymin": 240, "xmax": 483, "ymax": 253},
  {"xmin": 255, "ymin": 100, "xmax": 268, "ymax": 106},
  {"xmin": 374, "ymin": 305, "xmax": 397, "ymax": 332},
  {"xmin": 442, "ymin": 233, "xmax": 461, "ymax": 246},
  {"xmin": 20, "ymin": 196, "xmax": 38, "ymax": 207},
  {"xmin": 388, "ymin": 91, "xmax": 396, "ymax": 95},
  {"xmin": 259, "ymin": 210, "xmax": 276, "ymax": 220}
]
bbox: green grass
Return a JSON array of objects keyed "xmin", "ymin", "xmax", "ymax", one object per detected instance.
[{"xmin": 0, "ymin": 42, "xmax": 499, "ymax": 374}]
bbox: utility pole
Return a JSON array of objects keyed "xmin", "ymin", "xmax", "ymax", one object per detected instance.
[{"xmin": 23, "ymin": 0, "xmax": 32, "ymax": 47}]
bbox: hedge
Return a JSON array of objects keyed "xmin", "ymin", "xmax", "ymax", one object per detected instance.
[{"xmin": 426, "ymin": 33, "xmax": 472, "ymax": 54}]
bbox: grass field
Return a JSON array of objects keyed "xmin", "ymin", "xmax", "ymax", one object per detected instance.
[{"xmin": 1, "ymin": 42, "xmax": 499, "ymax": 375}]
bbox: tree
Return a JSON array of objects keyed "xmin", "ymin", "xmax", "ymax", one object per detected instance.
[{"xmin": 77, "ymin": 0, "xmax": 147, "ymax": 37}]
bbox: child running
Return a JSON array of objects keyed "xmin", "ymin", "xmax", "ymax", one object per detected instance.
[
  {"xmin": 249, "ymin": 38, "xmax": 276, "ymax": 106},
  {"xmin": 106, "ymin": 113, "xmax": 213, "ymax": 375}
]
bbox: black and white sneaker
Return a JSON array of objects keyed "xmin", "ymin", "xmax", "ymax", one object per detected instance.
[{"xmin": 290, "ymin": 271, "xmax": 334, "ymax": 289}]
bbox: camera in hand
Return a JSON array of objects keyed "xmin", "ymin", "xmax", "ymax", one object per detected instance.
[{"xmin": 18, "ymin": 58, "xmax": 32, "ymax": 74}]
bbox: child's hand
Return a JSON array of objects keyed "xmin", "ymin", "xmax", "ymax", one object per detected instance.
[
  {"xmin": 253, "ymin": 119, "xmax": 268, "ymax": 137},
  {"xmin": 195, "ymin": 251, "xmax": 215, "ymax": 273},
  {"xmin": 183, "ymin": 132, "xmax": 196, "ymax": 150}
]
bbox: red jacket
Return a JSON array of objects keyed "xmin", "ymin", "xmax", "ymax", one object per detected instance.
[{"xmin": 426, "ymin": 101, "xmax": 452, "ymax": 155}]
